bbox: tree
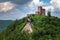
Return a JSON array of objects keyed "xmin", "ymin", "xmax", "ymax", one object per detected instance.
[{"xmin": 47, "ymin": 11, "xmax": 51, "ymax": 17}]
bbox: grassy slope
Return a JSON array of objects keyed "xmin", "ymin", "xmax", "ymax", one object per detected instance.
[{"xmin": 0, "ymin": 15, "xmax": 60, "ymax": 40}]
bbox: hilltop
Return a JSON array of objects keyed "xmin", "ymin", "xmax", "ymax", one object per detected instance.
[{"xmin": 0, "ymin": 14, "xmax": 60, "ymax": 40}]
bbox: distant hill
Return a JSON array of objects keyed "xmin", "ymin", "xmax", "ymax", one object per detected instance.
[
  {"xmin": 0, "ymin": 15, "xmax": 60, "ymax": 40},
  {"xmin": 0, "ymin": 20, "xmax": 13, "ymax": 32}
]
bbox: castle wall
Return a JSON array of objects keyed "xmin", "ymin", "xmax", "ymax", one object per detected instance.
[{"xmin": 35, "ymin": 6, "xmax": 45, "ymax": 16}]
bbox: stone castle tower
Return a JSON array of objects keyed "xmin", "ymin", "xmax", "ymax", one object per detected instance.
[{"xmin": 36, "ymin": 6, "xmax": 45, "ymax": 16}]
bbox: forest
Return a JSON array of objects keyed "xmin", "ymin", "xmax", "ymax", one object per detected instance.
[{"xmin": 0, "ymin": 12, "xmax": 60, "ymax": 40}]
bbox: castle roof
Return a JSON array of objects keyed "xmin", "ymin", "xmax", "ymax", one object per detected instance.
[{"xmin": 42, "ymin": 9, "xmax": 45, "ymax": 11}]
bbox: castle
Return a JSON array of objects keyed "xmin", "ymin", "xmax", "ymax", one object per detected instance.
[
  {"xmin": 27, "ymin": 6, "xmax": 46, "ymax": 17},
  {"xmin": 35, "ymin": 6, "xmax": 45, "ymax": 16}
]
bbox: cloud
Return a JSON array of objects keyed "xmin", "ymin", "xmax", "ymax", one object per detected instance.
[
  {"xmin": 41, "ymin": 0, "xmax": 60, "ymax": 12},
  {"xmin": 0, "ymin": 2, "xmax": 15, "ymax": 12},
  {"xmin": 0, "ymin": 0, "xmax": 32, "ymax": 5},
  {"xmin": 43, "ymin": 5, "xmax": 54, "ymax": 11},
  {"xmin": 0, "ymin": 0, "xmax": 33, "ymax": 12},
  {"xmin": 0, "ymin": 0, "xmax": 33, "ymax": 20},
  {"xmin": 50, "ymin": 0, "xmax": 60, "ymax": 9},
  {"xmin": 31, "ymin": 0, "xmax": 46, "ymax": 6},
  {"xmin": 28, "ymin": 0, "xmax": 51, "ymax": 12},
  {"xmin": 30, "ymin": 0, "xmax": 60, "ymax": 17},
  {"xmin": 43, "ymin": 0, "xmax": 60, "ymax": 17},
  {"xmin": 50, "ymin": 0, "xmax": 60, "ymax": 15},
  {"xmin": 46, "ymin": 0, "xmax": 60, "ymax": 11},
  {"xmin": 0, "ymin": 0, "xmax": 60, "ymax": 20},
  {"xmin": 28, "ymin": 0, "xmax": 45, "ymax": 10},
  {"xmin": 32, "ymin": 0, "xmax": 40, "ymax": 5}
]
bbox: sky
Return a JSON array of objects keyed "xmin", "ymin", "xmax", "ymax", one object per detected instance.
[{"xmin": 0, "ymin": 0, "xmax": 60, "ymax": 20}]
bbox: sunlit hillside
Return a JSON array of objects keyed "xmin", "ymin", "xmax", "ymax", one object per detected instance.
[{"xmin": 0, "ymin": 13, "xmax": 60, "ymax": 40}]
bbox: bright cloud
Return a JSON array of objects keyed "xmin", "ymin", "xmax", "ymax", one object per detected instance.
[
  {"xmin": 29, "ymin": 0, "xmax": 60, "ymax": 16},
  {"xmin": 43, "ymin": 0, "xmax": 60, "ymax": 13},
  {"xmin": 32, "ymin": 0, "xmax": 40, "ymax": 5},
  {"xmin": 0, "ymin": 2, "xmax": 15, "ymax": 12},
  {"xmin": 28, "ymin": 0, "xmax": 45, "ymax": 9},
  {"xmin": 43, "ymin": 5, "xmax": 54, "ymax": 11},
  {"xmin": 50, "ymin": 0, "xmax": 60, "ymax": 9},
  {"xmin": 27, "ymin": 0, "xmax": 45, "ymax": 14},
  {"xmin": 30, "ymin": 0, "xmax": 44, "ymax": 6},
  {"xmin": 0, "ymin": 0, "xmax": 60, "ymax": 20},
  {"xmin": 42, "ymin": 0, "xmax": 60, "ymax": 17}
]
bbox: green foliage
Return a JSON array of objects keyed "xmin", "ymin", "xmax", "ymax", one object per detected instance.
[
  {"xmin": 0, "ymin": 15, "xmax": 60, "ymax": 40},
  {"xmin": 47, "ymin": 11, "xmax": 51, "ymax": 17}
]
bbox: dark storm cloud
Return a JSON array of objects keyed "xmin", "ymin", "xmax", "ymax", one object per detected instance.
[{"xmin": 0, "ymin": 0, "xmax": 32, "ymax": 4}]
